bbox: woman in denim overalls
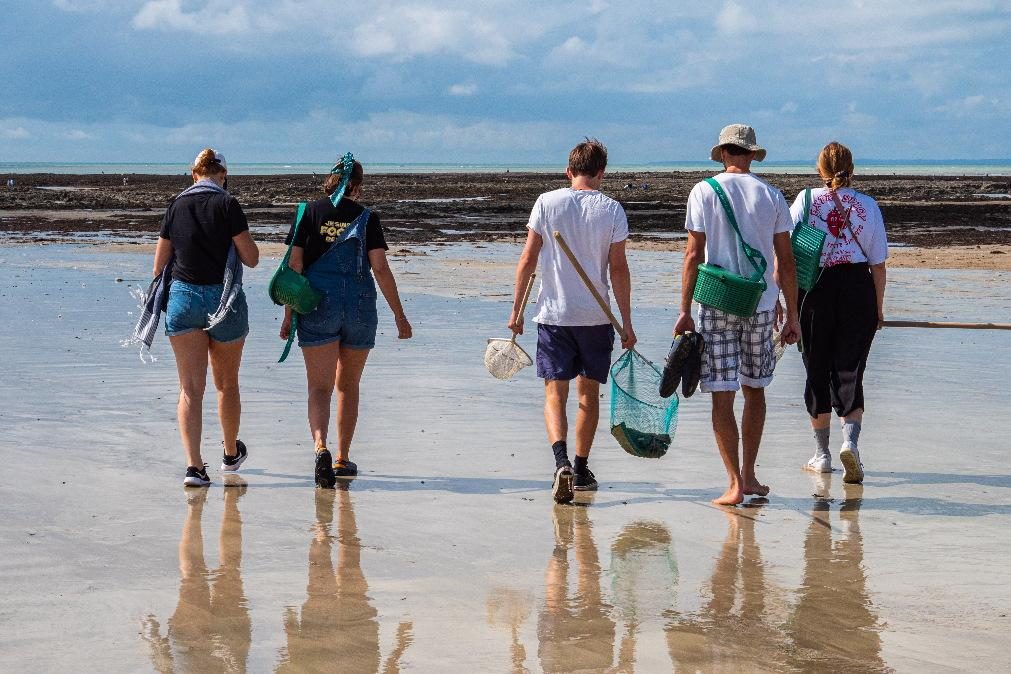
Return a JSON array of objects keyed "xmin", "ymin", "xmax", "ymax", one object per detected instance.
[{"xmin": 281, "ymin": 160, "xmax": 412, "ymax": 488}]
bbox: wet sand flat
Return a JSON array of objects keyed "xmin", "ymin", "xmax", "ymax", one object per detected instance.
[{"xmin": 0, "ymin": 243, "xmax": 1009, "ymax": 672}]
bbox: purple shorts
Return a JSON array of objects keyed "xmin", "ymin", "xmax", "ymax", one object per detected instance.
[{"xmin": 536, "ymin": 324, "xmax": 615, "ymax": 384}]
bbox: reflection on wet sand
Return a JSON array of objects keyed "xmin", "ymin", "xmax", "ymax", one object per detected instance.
[
  {"xmin": 788, "ymin": 476, "xmax": 886, "ymax": 672},
  {"xmin": 538, "ymin": 504, "xmax": 617, "ymax": 672},
  {"xmin": 666, "ymin": 477, "xmax": 887, "ymax": 672},
  {"xmin": 665, "ymin": 504, "xmax": 790, "ymax": 672},
  {"xmin": 490, "ymin": 511, "xmax": 679, "ymax": 673},
  {"xmin": 487, "ymin": 587, "xmax": 533, "ymax": 674},
  {"xmin": 609, "ymin": 520, "xmax": 679, "ymax": 674},
  {"xmin": 276, "ymin": 486, "xmax": 413, "ymax": 673},
  {"xmin": 142, "ymin": 486, "xmax": 251, "ymax": 673}
]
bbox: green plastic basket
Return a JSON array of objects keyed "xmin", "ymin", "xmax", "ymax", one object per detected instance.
[
  {"xmin": 792, "ymin": 223, "xmax": 826, "ymax": 291},
  {"xmin": 693, "ymin": 263, "xmax": 765, "ymax": 317},
  {"xmin": 268, "ymin": 266, "xmax": 321, "ymax": 314},
  {"xmin": 791, "ymin": 188, "xmax": 826, "ymax": 291}
]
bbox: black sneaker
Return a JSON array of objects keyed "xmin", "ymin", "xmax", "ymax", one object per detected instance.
[
  {"xmin": 333, "ymin": 459, "xmax": 358, "ymax": 479},
  {"xmin": 183, "ymin": 464, "xmax": 211, "ymax": 487},
  {"xmin": 552, "ymin": 465, "xmax": 574, "ymax": 504},
  {"xmin": 573, "ymin": 468, "xmax": 598, "ymax": 492},
  {"xmin": 221, "ymin": 440, "xmax": 248, "ymax": 472},
  {"xmin": 315, "ymin": 447, "xmax": 336, "ymax": 489}
]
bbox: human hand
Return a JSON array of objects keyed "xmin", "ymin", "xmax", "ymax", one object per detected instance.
[
  {"xmin": 396, "ymin": 315, "xmax": 413, "ymax": 339},
  {"xmin": 280, "ymin": 315, "xmax": 292, "ymax": 340},
  {"xmin": 780, "ymin": 319, "xmax": 801, "ymax": 345},
  {"xmin": 775, "ymin": 298, "xmax": 785, "ymax": 331},
  {"xmin": 621, "ymin": 325, "xmax": 637, "ymax": 350},
  {"xmin": 672, "ymin": 311, "xmax": 695, "ymax": 336},
  {"xmin": 507, "ymin": 311, "xmax": 524, "ymax": 336},
  {"xmin": 877, "ymin": 311, "xmax": 884, "ymax": 331}
]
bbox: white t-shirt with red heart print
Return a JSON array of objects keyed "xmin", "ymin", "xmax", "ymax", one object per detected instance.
[{"xmin": 789, "ymin": 187, "xmax": 888, "ymax": 268}]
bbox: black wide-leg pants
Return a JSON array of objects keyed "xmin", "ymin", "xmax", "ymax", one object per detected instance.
[{"xmin": 799, "ymin": 262, "xmax": 878, "ymax": 418}]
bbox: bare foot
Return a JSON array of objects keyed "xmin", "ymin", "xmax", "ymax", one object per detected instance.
[
  {"xmin": 712, "ymin": 486, "xmax": 744, "ymax": 506},
  {"xmin": 743, "ymin": 481, "xmax": 770, "ymax": 497}
]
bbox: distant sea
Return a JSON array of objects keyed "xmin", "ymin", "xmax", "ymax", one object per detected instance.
[{"xmin": 2, "ymin": 160, "xmax": 1010, "ymax": 176}]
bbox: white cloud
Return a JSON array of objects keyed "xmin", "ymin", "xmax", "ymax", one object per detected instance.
[
  {"xmin": 780, "ymin": 102, "xmax": 798, "ymax": 114},
  {"xmin": 715, "ymin": 1, "xmax": 754, "ymax": 35},
  {"xmin": 64, "ymin": 130, "xmax": 95, "ymax": 141},
  {"xmin": 133, "ymin": 0, "xmax": 252, "ymax": 35},
  {"xmin": 351, "ymin": 6, "xmax": 514, "ymax": 65},
  {"xmin": 2, "ymin": 127, "xmax": 31, "ymax": 140},
  {"xmin": 448, "ymin": 83, "xmax": 478, "ymax": 96}
]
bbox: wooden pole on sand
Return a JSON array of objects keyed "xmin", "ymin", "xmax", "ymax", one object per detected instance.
[{"xmin": 882, "ymin": 320, "xmax": 1011, "ymax": 330}]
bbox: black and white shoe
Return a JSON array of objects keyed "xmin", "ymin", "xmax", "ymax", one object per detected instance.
[
  {"xmin": 315, "ymin": 447, "xmax": 336, "ymax": 489},
  {"xmin": 552, "ymin": 465, "xmax": 574, "ymax": 504},
  {"xmin": 573, "ymin": 468, "xmax": 598, "ymax": 492},
  {"xmin": 221, "ymin": 440, "xmax": 248, "ymax": 472},
  {"xmin": 184, "ymin": 464, "xmax": 211, "ymax": 487}
]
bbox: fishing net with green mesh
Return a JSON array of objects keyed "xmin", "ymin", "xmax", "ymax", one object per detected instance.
[{"xmin": 610, "ymin": 350, "xmax": 679, "ymax": 459}]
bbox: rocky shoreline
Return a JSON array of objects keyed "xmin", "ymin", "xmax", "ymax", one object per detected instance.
[{"xmin": 1, "ymin": 171, "xmax": 1009, "ymax": 248}]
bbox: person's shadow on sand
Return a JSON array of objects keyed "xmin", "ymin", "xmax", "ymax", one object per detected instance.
[
  {"xmin": 141, "ymin": 485, "xmax": 252, "ymax": 673},
  {"xmin": 275, "ymin": 485, "xmax": 413, "ymax": 673}
]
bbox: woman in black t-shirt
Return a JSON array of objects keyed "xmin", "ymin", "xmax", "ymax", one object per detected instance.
[
  {"xmin": 153, "ymin": 148, "xmax": 260, "ymax": 487},
  {"xmin": 280, "ymin": 159, "xmax": 412, "ymax": 487}
]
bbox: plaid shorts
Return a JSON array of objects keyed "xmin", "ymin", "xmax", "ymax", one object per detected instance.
[{"xmin": 698, "ymin": 307, "xmax": 776, "ymax": 392}]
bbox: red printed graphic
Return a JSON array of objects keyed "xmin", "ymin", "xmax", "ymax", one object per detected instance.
[{"xmin": 826, "ymin": 208, "xmax": 846, "ymax": 238}]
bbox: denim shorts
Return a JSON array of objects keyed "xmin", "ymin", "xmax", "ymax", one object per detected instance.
[
  {"xmin": 297, "ymin": 289, "xmax": 378, "ymax": 350},
  {"xmin": 165, "ymin": 280, "xmax": 249, "ymax": 343},
  {"xmin": 536, "ymin": 323, "xmax": 615, "ymax": 384}
]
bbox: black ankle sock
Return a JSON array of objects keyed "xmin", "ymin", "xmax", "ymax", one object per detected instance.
[
  {"xmin": 552, "ymin": 441, "xmax": 570, "ymax": 468},
  {"xmin": 573, "ymin": 455, "xmax": 588, "ymax": 475}
]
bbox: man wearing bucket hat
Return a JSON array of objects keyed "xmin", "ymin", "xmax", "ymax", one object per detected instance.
[{"xmin": 673, "ymin": 124, "xmax": 800, "ymax": 506}]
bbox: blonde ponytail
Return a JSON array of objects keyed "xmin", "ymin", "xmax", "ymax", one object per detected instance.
[{"xmin": 817, "ymin": 142, "xmax": 854, "ymax": 190}]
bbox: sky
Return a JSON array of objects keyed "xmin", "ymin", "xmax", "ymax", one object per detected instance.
[{"xmin": 2, "ymin": 0, "xmax": 1010, "ymax": 164}]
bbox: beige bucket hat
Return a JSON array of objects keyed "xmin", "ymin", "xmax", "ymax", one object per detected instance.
[{"xmin": 710, "ymin": 124, "xmax": 766, "ymax": 162}]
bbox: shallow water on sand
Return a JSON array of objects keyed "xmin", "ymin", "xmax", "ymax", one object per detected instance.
[{"xmin": 0, "ymin": 244, "xmax": 1008, "ymax": 672}]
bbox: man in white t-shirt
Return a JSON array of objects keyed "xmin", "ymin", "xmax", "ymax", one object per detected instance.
[
  {"xmin": 673, "ymin": 124, "xmax": 801, "ymax": 506},
  {"xmin": 509, "ymin": 138, "xmax": 636, "ymax": 504}
]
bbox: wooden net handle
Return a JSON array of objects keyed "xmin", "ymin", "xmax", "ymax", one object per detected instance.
[{"xmin": 511, "ymin": 273, "xmax": 536, "ymax": 345}]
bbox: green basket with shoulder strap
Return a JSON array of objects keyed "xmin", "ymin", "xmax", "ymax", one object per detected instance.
[
  {"xmin": 268, "ymin": 201, "xmax": 321, "ymax": 363},
  {"xmin": 268, "ymin": 202, "xmax": 321, "ymax": 314},
  {"xmin": 791, "ymin": 188, "xmax": 826, "ymax": 291},
  {"xmin": 692, "ymin": 178, "xmax": 768, "ymax": 317}
]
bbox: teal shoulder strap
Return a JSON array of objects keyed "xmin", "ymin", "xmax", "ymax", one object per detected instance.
[
  {"xmin": 802, "ymin": 188, "xmax": 811, "ymax": 227},
  {"xmin": 276, "ymin": 201, "xmax": 308, "ymax": 364},
  {"xmin": 282, "ymin": 202, "xmax": 308, "ymax": 267},
  {"xmin": 704, "ymin": 177, "xmax": 768, "ymax": 285}
]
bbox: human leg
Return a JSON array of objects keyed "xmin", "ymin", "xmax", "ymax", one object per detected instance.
[
  {"xmin": 170, "ymin": 331, "xmax": 210, "ymax": 471},
  {"xmin": 302, "ymin": 342, "xmax": 340, "ymax": 488},
  {"xmin": 711, "ymin": 391, "xmax": 743, "ymax": 505},
  {"xmin": 334, "ymin": 344, "xmax": 371, "ymax": 463},
  {"xmin": 740, "ymin": 385, "xmax": 769, "ymax": 496},
  {"xmin": 573, "ymin": 376, "xmax": 600, "ymax": 460},
  {"xmin": 208, "ymin": 336, "xmax": 245, "ymax": 457},
  {"xmin": 544, "ymin": 379, "xmax": 574, "ymax": 503},
  {"xmin": 302, "ymin": 342, "xmax": 341, "ymax": 448}
]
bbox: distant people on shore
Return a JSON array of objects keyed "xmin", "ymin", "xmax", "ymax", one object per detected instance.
[
  {"xmin": 509, "ymin": 138, "xmax": 635, "ymax": 504},
  {"xmin": 6, "ymin": 177, "xmax": 14, "ymax": 188},
  {"xmin": 153, "ymin": 148, "xmax": 260, "ymax": 487},
  {"xmin": 791, "ymin": 142, "xmax": 888, "ymax": 484},
  {"xmin": 673, "ymin": 124, "xmax": 800, "ymax": 505},
  {"xmin": 278, "ymin": 155, "xmax": 412, "ymax": 488}
]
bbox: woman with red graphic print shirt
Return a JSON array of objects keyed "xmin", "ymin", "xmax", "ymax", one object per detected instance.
[{"xmin": 788, "ymin": 142, "xmax": 887, "ymax": 485}]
